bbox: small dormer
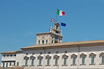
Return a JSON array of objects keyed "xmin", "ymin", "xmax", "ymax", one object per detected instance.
[{"xmin": 36, "ymin": 22, "xmax": 63, "ymax": 45}]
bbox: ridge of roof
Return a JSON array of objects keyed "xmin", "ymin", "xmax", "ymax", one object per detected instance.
[
  {"xmin": 21, "ymin": 40, "xmax": 104, "ymax": 50},
  {"xmin": 1, "ymin": 50, "xmax": 23, "ymax": 54},
  {"xmin": 36, "ymin": 32, "xmax": 63, "ymax": 37}
]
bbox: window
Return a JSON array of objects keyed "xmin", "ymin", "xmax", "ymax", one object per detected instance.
[
  {"xmin": 102, "ymin": 56, "xmax": 104, "ymax": 64},
  {"xmin": 7, "ymin": 55, "xmax": 9, "ymax": 57},
  {"xmin": 25, "ymin": 59, "xmax": 28, "ymax": 66},
  {"xmin": 55, "ymin": 58, "xmax": 58, "ymax": 65},
  {"xmin": 55, "ymin": 36, "xmax": 58, "ymax": 40},
  {"xmin": 91, "ymin": 56, "xmax": 94, "ymax": 64},
  {"xmin": 6, "ymin": 63, "xmax": 8, "ymax": 67},
  {"xmin": 80, "ymin": 53, "xmax": 86, "ymax": 65},
  {"xmin": 31, "ymin": 59, "xmax": 34, "ymax": 66},
  {"xmin": 10, "ymin": 62, "xmax": 11, "ymax": 66},
  {"xmin": 42, "ymin": 40, "xmax": 44, "ymax": 44},
  {"xmin": 38, "ymin": 40, "xmax": 40, "ymax": 45},
  {"xmin": 10, "ymin": 55, "xmax": 12, "ymax": 57},
  {"xmin": 17, "ymin": 62, "xmax": 19, "ymax": 66},
  {"xmin": 89, "ymin": 53, "xmax": 96, "ymax": 65},
  {"xmin": 3, "ymin": 62, "xmax": 5, "ymax": 68},
  {"xmin": 46, "ymin": 55, "xmax": 51, "ymax": 66},
  {"xmin": 30, "ymin": 56, "xmax": 35, "ymax": 66},
  {"xmin": 56, "ymin": 31, "xmax": 58, "ymax": 34},
  {"xmin": 38, "ymin": 55, "xmax": 43, "ymax": 66},
  {"xmin": 56, "ymin": 26, "xmax": 58, "ymax": 29},
  {"xmin": 54, "ymin": 55, "xmax": 59, "ymax": 66},
  {"xmin": 47, "ymin": 59, "xmax": 50, "ymax": 65},
  {"xmin": 39, "ymin": 59, "xmax": 42, "ymax": 66},
  {"xmin": 73, "ymin": 56, "xmax": 76, "ymax": 65},
  {"xmin": 82, "ymin": 56, "xmax": 85, "ymax": 64},
  {"xmin": 46, "ymin": 40, "xmax": 48, "ymax": 44},
  {"xmin": 100, "ymin": 52, "xmax": 104, "ymax": 64},
  {"xmin": 71, "ymin": 54, "xmax": 77, "ymax": 65},
  {"xmin": 52, "ymin": 40, "xmax": 53, "ymax": 43},
  {"xmin": 24, "ymin": 56, "xmax": 29, "ymax": 66},
  {"xmin": 62, "ymin": 54, "xmax": 68, "ymax": 65},
  {"xmin": 14, "ymin": 62, "xmax": 15, "ymax": 66},
  {"xmin": 64, "ymin": 58, "xmax": 67, "ymax": 65}
]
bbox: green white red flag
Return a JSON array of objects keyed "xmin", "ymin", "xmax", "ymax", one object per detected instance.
[{"xmin": 57, "ymin": 9, "xmax": 65, "ymax": 16}]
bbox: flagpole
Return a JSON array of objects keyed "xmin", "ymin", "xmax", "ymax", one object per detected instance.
[
  {"xmin": 49, "ymin": 18, "xmax": 52, "ymax": 32},
  {"xmin": 56, "ymin": 9, "xmax": 58, "ymax": 22}
]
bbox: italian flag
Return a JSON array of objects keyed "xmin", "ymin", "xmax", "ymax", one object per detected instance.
[{"xmin": 57, "ymin": 9, "xmax": 65, "ymax": 16}]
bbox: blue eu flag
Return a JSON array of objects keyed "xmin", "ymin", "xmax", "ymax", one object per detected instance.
[{"xmin": 61, "ymin": 22, "xmax": 66, "ymax": 27}]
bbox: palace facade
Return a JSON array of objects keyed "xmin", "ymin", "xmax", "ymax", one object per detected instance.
[{"xmin": 1, "ymin": 22, "xmax": 104, "ymax": 69}]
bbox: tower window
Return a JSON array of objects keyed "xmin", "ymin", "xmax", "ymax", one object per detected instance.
[
  {"xmin": 38, "ymin": 40, "xmax": 40, "ymax": 45},
  {"xmin": 56, "ymin": 31, "xmax": 58, "ymax": 34},
  {"xmin": 56, "ymin": 25, "xmax": 58, "ymax": 29},
  {"xmin": 55, "ymin": 36, "xmax": 58, "ymax": 40},
  {"xmin": 52, "ymin": 40, "xmax": 53, "ymax": 43},
  {"xmin": 46, "ymin": 40, "xmax": 48, "ymax": 44},
  {"xmin": 42, "ymin": 40, "xmax": 44, "ymax": 44}
]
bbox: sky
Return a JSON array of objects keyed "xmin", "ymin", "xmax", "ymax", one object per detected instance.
[{"xmin": 0, "ymin": 0, "xmax": 104, "ymax": 64}]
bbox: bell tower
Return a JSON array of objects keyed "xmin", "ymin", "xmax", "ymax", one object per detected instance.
[
  {"xmin": 51, "ymin": 22, "xmax": 62, "ymax": 43},
  {"xmin": 36, "ymin": 22, "xmax": 63, "ymax": 45}
]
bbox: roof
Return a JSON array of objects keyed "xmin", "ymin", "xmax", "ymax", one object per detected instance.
[
  {"xmin": 1, "ymin": 50, "xmax": 23, "ymax": 54},
  {"xmin": 21, "ymin": 40, "xmax": 104, "ymax": 50}
]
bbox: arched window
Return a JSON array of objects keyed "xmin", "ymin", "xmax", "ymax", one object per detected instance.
[
  {"xmin": 71, "ymin": 54, "xmax": 77, "ymax": 65},
  {"xmin": 80, "ymin": 53, "xmax": 86, "ymax": 65},
  {"xmin": 24, "ymin": 56, "xmax": 29, "ymax": 66},
  {"xmin": 30, "ymin": 56, "xmax": 35, "ymax": 66},
  {"xmin": 89, "ymin": 53, "xmax": 96, "ymax": 65},
  {"xmin": 62, "ymin": 54, "xmax": 68, "ymax": 65},
  {"xmin": 100, "ymin": 52, "xmax": 104, "ymax": 64},
  {"xmin": 38, "ymin": 55, "xmax": 43, "ymax": 66},
  {"xmin": 53, "ymin": 55, "xmax": 59, "ymax": 66},
  {"xmin": 46, "ymin": 55, "xmax": 51, "ymax": 66}
]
